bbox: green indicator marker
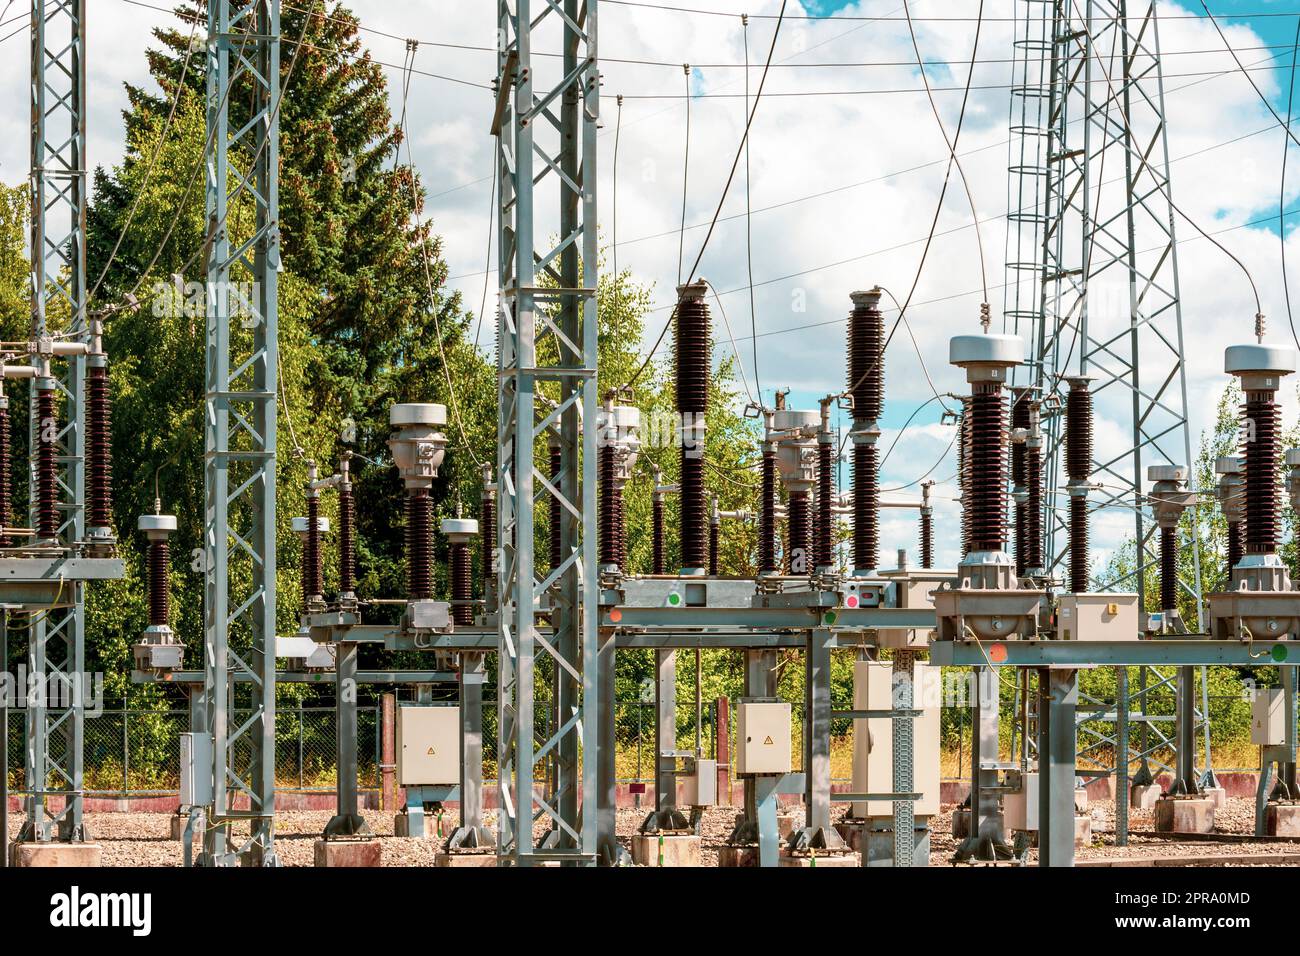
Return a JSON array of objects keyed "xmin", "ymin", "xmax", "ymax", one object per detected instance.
[
  {"xmin": 1273, "ymin": 644, "xmax": 1289, "ymax": 663},
  {"xmin": 823, "ymin": 611, "xmax": 837, "ymax": 626},
  {"xmin": 667, "ymin": 592, "xmax": 682, "ymax": 606}
]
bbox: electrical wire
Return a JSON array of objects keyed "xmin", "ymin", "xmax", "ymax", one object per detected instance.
[
  {"xmin": 1063, "ymin": 0, "xmax": 1262, "ymax": 319},
  {"xmin": 708, "ymin": 284, "xmax": 757, "ymax": 407},
  {"xmin": 742, "ymin": 14, "xmax": 761, "ymax": 407},
  {"xmin": 902, "ymin": 0, "xmax": 988, "ymax": 307},
  {"xmin": 844, "ymin": 0, "xmax": 986, "ymax": 400},
  {"xmin": 1280, "ymin": 20, "xmax": 1300, "ymax": 353},
  {"xmin": 618, "ymin": 0, "xmax": 788, "ymax": 394},
  {"xmin": 397, "ymin": 42, "xmax": 484, "ymax": 469},
  {"xmin": 88, "ymin": 11, "xmax": 202, "ymax": 308},
  {"xmin": 473, "ymin": 162, "xmax": 497, "ymax": 355},
  {"xmin": 605, "ymin": 0, "xmax": 1300, "ymax": 23},
  {"xmin": 678, "ymin": 64, "xmax": 691, "ymax": 286},
  {"xmin": 1200, "ymin": 2, "xmax": 1300, "ymax": 152}
]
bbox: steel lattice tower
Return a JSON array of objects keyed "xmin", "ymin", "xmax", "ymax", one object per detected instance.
[
  {"xmin": 493, "ymin": 0, "xmax": 601, "ymax": 865},
  {"xmin": 200, "ymin": 0, "xmax": 280, "ymax": 867},
  {"xmin": 22, "ymin": 0, "xmax": 88, "ymax": 844},
  {"xmin": 1005, "ymin": 0, "xmax": 1209, "ymax": 839}
]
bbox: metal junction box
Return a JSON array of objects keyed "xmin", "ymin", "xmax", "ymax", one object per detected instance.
[
  {"xmin": 1252, "ymin": 688, "xmax": 1288, "ymax": 747},
  {"xmin": 1004, "ymin": 771, "xmax": 1040, "ymax": 832},
  {"xmin": 683, "ymin": 758, "xmax": 718, "ymax": 805},
  {"xmin": 850, "ymin": 661, "xmax": 940, "ymax": 818},
  {"xmin": 179, "ymin": 732, "xmax": 213, "ymax": 807},
  {"xmin": 397, "ymin": 705, "xmax": 460, "ymax": 786},
  {"xmin": 736, "ymin": 702, "xmax": 792, "ymax": 775},
  {"xmin": 1055, "ymin": 592, "xmax": 1139, "ymax": 641},
  {"xmin": 875, "ymin": 570, "xmax": 952, "ymax": 648}
]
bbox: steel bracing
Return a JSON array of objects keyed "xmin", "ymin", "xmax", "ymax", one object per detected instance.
[
  {"xmin": 494, "ymin": 0, "xmax": 601, "ymax": 864},
  {"xmin": 200, "ymin": 0, "xmax": 280, "ymax": 867},
  {"xmin": 22, "ymin": 0, "xmax": 88, "ymax": 843},
  {"xmin": 1005, "ymin": 0, "xmax": 1210, "ymax": 838}
]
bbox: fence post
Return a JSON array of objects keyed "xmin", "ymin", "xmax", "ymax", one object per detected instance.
[
  {"xmin": 380, "ymin": 693, "xmax": 395, "ymax": 813},
  {"xmin": 123, "ymin": 702, "xmax": 130, "ymax": 796},
  {"xmin": 297, "ymin": 703, "xmax": 304, "ymax": 790},
  {"xmin": 715, "ymin": 696, "xmax": 730, "ymax": 806}
]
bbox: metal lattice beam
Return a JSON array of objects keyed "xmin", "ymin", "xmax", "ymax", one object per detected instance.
[
  {"xmin": 494, "ymin": 0, "xmax": 601, "ymax": 866},
  {"xmin": 22, "ymin": 0, "xmax": 87, "ymax": 844},
  {"xmin": 200, "ymin": 0, "xmax": 280, "ymax": 868}
]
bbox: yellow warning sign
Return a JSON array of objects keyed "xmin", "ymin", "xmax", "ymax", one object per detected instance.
[
  {"xmin": 763, "ymin": 735, "xmax": 774, "ymax": 745},
  {"xmin": 426, "ymin": 747, "xmax": 437, "ymax": 756}
]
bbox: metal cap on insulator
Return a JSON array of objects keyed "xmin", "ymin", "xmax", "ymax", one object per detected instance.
[
  {"xmin": 292, "ymin": 515, "xmax": 330, "ymax": 536},
  {"xmin": 137, "ymin": 513, "xmax": 177, "ymax": 539},
  {"xmin": 388, "ymin": 402, "xmax": 449, "ymax": 489},
  {"xmin": 949, "ymin": 333, "xmax": 1022, "ymax": 383},
  {"xmin": 1225, "ymin": 343, "xmax": 1296, "ymax": 391},
  {"xmin": 1146, "ymin": 465, "xmax": 1193, "ymax": 529},
  {"xmin": 441, "ymin": 517, "xmax": 479, "ymax": 543}
]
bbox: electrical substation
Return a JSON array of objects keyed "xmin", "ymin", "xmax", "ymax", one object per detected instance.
[{"xmin": 6, "ymin": 0, "xmax": 1300, "ymax": 880}]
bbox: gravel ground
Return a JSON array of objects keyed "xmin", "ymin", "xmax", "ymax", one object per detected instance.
[{"xmin": 6, "ymin": 796, "xmax": 1297, "ymax": 866}]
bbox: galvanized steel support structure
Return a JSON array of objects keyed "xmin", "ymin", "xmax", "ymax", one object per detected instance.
[
  {"xmin": 1007, "ymin": 0, "xmax": 1207, "ymax": 827},
  {"xmin": 493, "ymin": 0, "xmax": 601, "ymax": 865},
  {"xmin": 199, "ymin": 0, "xmax": 281, "ymax": 867},
  {"xmin": 22, "ymin": 0, "xmax": 88, "ymax": 843}
]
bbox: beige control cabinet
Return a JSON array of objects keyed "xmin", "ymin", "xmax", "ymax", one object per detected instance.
[
  {"xmin": 736, "ymin": 702, "xmax": 792, "ymax": 775},
  {"xmin": 1055, "ymin": 593, "xmax": 1139, "ymax": 641},
  {"xmin": 397, "ymin": 705, "xmax": 460, "ymax": 786},
  {"xmin": 1252, "ymin": 687, "xmax": 1288, "ymax": 747},
  {"xmin": 850, "ymin": 660, "xmax": 940, "ymax": 819}
]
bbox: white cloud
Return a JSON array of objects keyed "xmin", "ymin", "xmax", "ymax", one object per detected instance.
[{"xmin": 10, "ymin": 0, "xmax": 1297, "ymax": 573}]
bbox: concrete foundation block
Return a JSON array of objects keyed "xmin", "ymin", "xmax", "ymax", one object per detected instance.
[
  {"xmin": 952, "ymin": 808, "xmax": 971, "ymax": 839},
  {"xmin": 834, "ymin": 820, "xmax": 863, "ymax": 851},
  {"xmin": 434, "ymin": 851, "xmax": 498, "ymax": 867},
  {"xmin": 1075, "ymin": 813, "xmax": 1093, "ymax": 848},
  {"xmin": 1074, "ymin": 788, "xmax": 1089, "ymax": 812},
  {"xmin": 778, "ymin": 850, "xmax": 859, "ymax": 867},
  {"xmin": 631, "ymin": 833, "xmax": 701, "ymax": 867},
  {"xmin": 718, "ymin": 845, "xmax": 761, "ymax": 868},
  {"xmin": 313, "ymin": 838, "xmax": 383, "ymax": 868},
  {"xmin": 777, "ymin": 813, "xmax": 798, "ymax": 839},
  {"xmin": 1203, "ymin": 787, "xmax": 1227, "ymax": 810},
  {"xmin": 1265, "ymin": 802, "xmax": 1300, "ymax": 837},
  {"xmin": 10, "ymin": 843, "xmax": 102, "ymax": 868},
  {"xmin": 169, "ymin": 814, "xmax": 203, "ymax": 842},
  {"xmin": 861, "ymin": 824, "xmax": 931, "ymax": 867},
  {"xmin": 1131, "ymin": 784, "xmax": 1161, "ymax": 810},
  {"xmin": 1153, "ymin": 796, "xmax": 1214, "ymax": 834},
  {"xmin": 394, "ymin": 813, "xmax": 440, "ymax": 838}
]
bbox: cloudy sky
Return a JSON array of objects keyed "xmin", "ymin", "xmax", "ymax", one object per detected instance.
[{"xmin": 4, "ymin": 0, "xmax": 1299, "ymax": 573}]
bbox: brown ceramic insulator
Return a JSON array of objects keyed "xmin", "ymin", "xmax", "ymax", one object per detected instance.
[
  {"xmin": 1025, "ymin": 443, "xmax": 1043, "ymax": 571},
  {"xmin": 1015, "ymin": 504, "xmax": 1027, "ymax": 577},
  {"xmin": 709, "ymin": 519, "xmax": 719, "ymax": 576},
  {"xmin": 450, "ymin": 540, "xmax": 473, "ymax": 626},
  {"xmin": 1243, "ymin": 393, "xmax": 1279, "ymax": 554},
  {"xmin": 676, "ymin": 291, "xmax": 710, "ymax": 571},
  {"xmin": 0, "ymin": 404, "xmax": 10, "ymax": 547},
  {"xmin": 787, "ymin": 491, "xmax": 812, "ymax": 574},
  {"xmin": 920, "ymin": 509, "xmax": 933, "ymax": 569},
  {"xmin": 675, "ymin": 293, "xmax": 711, "ymax": 414},
  {"xmin": 87, "ymin": 365, "xmax": 112, "ymax": 530},
  {"xmin": 35, "ymin": 386, "xmax": 58, "ymax": 540},
  {"xmin": 148, "ymin": 539, "xmax": 170, "ymax": 626},
  {"xmin": 815, "ymin": 439, "xmax": 834, "ymax": 569},
  {"xmin": 1070, "ymin": 496, "xmax": 1088, "ymax": 593},
  {"xmin": 303, "ymin": 494, "xmax": 323, "ymax": 601},
  {"xmin": 853, "ymin": 442, "xmax": 878, "ymax": 572},
  {"xmin": 847, "ymin": 295, "xmax": 884, "ymax": 421},
  {"xmin": 1227, "ymin": 520, "xmax": 1244, "ymax": 574},
  {"xmin": 967, "ymin": 385, "xmax": 1008, "ymax": 553},
  {"xmin": 652, "ymin": 494, "xmax": 665, "ymax": 575},
  {"xmin": 759, "ymin": 447, "xmax": 777, "ymax": 573},
  {"xmin": 679, "ymin": 451, "xmax": 706, "ymax": 570},
  {"xmin": 959, "ymin": 398, "xmax": 971, "ymax": 557},
  {"xmin": 481, "ymin": 488, "xmax": 497, "ymax": 597},
  {"xmin": 1066, "ymin": 382, "xmax": 1093, "ymax": 482},
  {"xmin": 598, "ymin": 444, "xmax": 627, "ymax": 570},
  {"xmin": 1160, "ymin": 524, "xmax": 1178, "ymax": 613},
  {"xmin": 406, "ymin": 489, "xmax": 433, "ymax": 599},
  {"xmin": 549, "ymin": 444, "xmax": 563, "ymax": 570},
  {"xmin": 338, "ymin": 481, "xmax": 355, "ymax": 595}
]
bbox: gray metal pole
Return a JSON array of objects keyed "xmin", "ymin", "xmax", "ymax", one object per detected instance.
[
  {"xmin": 1115, "ymin": 666, "xmax": 1129, "ymax": 846},
  {"xmin": 1037, "ymin": 667, "xmax": 1078, "ymax": 867},
  {"xmin": 323, "ymin": 642, "xmax": 365, "ymax": 837},
  {"xmin": 655, "ymin": 649, "xmax": 676, "ymax": 814},
  {"xmin": 892, "ymin": 649, "xmax": 916, "ymax": 867}
]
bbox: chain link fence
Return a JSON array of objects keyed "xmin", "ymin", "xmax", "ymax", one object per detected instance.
[{"xmin": 4, "ymin": 703, "xmax": 381, "ymax": 794}]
